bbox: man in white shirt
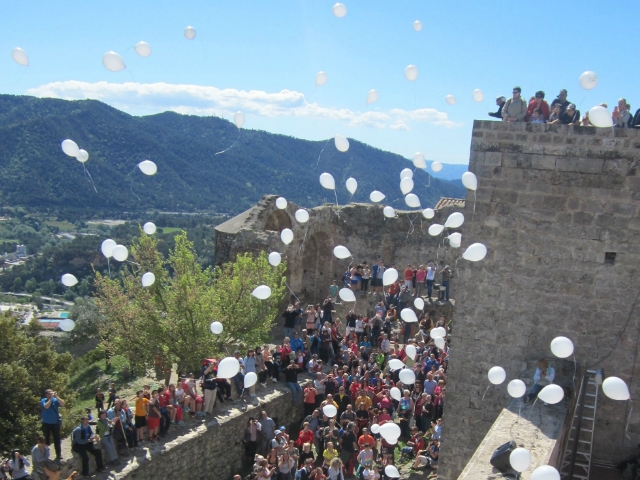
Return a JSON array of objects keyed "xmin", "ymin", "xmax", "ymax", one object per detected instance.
[{"xmin": 426, "ymin": 262, "xmax": 436, "ymax": 301}]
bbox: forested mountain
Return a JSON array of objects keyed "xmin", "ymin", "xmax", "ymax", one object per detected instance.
[{"xmin": 0, "ymin": 95, "xmax": 465, "ymax": 217}]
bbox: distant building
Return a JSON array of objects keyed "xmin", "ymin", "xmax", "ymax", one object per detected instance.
[{"xmin": 15, "ymin": 245, "xmax": 27, "ymax": 257}]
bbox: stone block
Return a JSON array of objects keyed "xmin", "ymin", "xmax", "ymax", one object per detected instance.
[
  {"xmin": 576, "ymin": 157, "xmax": 604, "ymax": 174},
  {"xmin": 484, "ymin": 151, "xmax": 503, "ymax": 166},
  {"xmin": 531, "ymin": 154, "xmax": 556, "ymax": 170},
  {"xmin": 556, "ymin": 157, "xmax": 580, "ymax": 172}
]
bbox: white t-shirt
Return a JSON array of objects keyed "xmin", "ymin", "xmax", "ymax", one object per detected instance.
[
  {"xmin": 355, "ymin": 319, "xmax": 364, "ymax": 333},
  {"xmin": 426, "ymin": 267, "xmax": 435, "ymax": 281}
]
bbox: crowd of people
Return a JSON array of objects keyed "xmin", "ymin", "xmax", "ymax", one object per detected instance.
[{"xmin": 489, "ymin": 87, "xmax": 639, "ymax": 128}]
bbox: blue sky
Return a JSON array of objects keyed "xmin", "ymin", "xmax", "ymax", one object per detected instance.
[{"xmin": 2, "ymin": 0, "xmax": 637, "ymax": 164}]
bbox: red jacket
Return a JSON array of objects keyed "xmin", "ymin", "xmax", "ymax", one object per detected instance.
[{"xmin": 526, "ymin": 99, "xmax": 550, "ymax": 121}]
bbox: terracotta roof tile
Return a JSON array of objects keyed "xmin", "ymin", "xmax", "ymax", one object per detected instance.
[{"xmin": 434, "ymin": 197, "xmax": 465, "ymax": 210}]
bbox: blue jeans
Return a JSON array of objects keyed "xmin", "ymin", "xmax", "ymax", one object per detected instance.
[
  {"xmin": 426, "ymin": 280, "xmax": 434, "ymax": 298},
  {"xmin": 283, "ymin": 327, "xmax": 295, "ymax": 339},
  {"xmin": 233, "ymin": 372, "xmax": 245, "ymax": 396},
  {"xmin": 527, "ymin": 383, "xmax": 544, "ymax": 402},
  {"xmin": 440, "ymin": 280, "xmax": 450, "ymax": 300},
  {"xmin": 286, "ymin": 382, "xmax": 302, "ymax": 403}
]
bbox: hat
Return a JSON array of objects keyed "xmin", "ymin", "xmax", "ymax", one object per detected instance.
[
  {"xmin": 497, "ymin": 95, "xmax": 506, "ymax": 102},
  {"xmin": 279, "ymin": 426, "xmax": 286, "ymax": 431},
  {"xmin": 567, "ymin": 103, "xmax": 577, "ymax": 110}
]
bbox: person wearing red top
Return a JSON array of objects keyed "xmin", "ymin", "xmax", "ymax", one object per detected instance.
[
  {"xmin": 295, "ymin": 422, "xmax": 315, "ymax": 447},
  {"xmin": 403, "ymin": 265, "xmax": 413, "ymax": 290},
  {"xmin": 358, "ymin": 429, "xmax": 375, "ymax": 449},
  {"xmin": 415, "ymin": 265, "xmax": 427, "ymax": 297},
  {"xmin": 525, "ymin": 91, "xmax": 550, "ymax": 121},
  {"xmin": 156, "ymin": 386, "xmax": 173, "ymax": 436},
  {"xmin": 303, "ymin": 383, "xmax": 317, "ymax": 417}
]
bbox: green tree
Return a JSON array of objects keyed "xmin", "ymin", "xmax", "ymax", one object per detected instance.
[
  {"xmin": 24, "ymin": 278, "xmax": 37, "ymax": 293},
  {"xmin": 0, "ymin": 313, "xmax": 76, "ymax": 456},
  {"xmin": 62, "ymin": 297, "xmax": 109, "ymax": 363},
  {"xmin": 12, "ymin": 277, "xmax": 22, "ymax": 292},
  {"xmin": 94, "ymin": 231, "xmax": 286, "ymax": 374}
]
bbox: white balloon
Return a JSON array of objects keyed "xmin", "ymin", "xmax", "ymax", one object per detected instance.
[
  {"xmin": 11, "ymin": 47, "xmax": 29, "ymax": 66},
  {"xmin": 431, "ymin": 161, "xmax": 443, "ymax": 172},
  {"xmin": 61, "ymin": 139, "xmax": 79, "ymax": 157},
  {"xmin": 388, "ymin": 359, "xmax": 404, "ymax": 371},
  {"xmin": 385, "ymin": 465, "xmax": 400, "ymax": 478},
  {"xmin": 370, "ymin": 423, "xmax": 380, "ymax": 434},
  {"xmin": 383, "ymin": 206, "xmax": 396, "ymax": 218},
  {"xmin": 444, "ymin": 212, "xmax": 464, "ymax": 229},
  {"xmin": 210, "ymin": 321, "xmax": 223, "ymax": 334},
  {"xmin": 602, "ymin": 377, "xmax": 630, "ymax": 400},
  {"xmin": 412, "ymin": 20, "xmax": 422, "ymax": 32},
  {"xmin": 143, "ymin": 222, "xmax": 156, "ymax": 235},
  {"xmin": 61, "ymin": 274, "xmax": 78, "ymax": 287},
  {"xmin": 138, "ymin": 160, "xmax": 157, "ymax": 176},
  {"xmin": 141, "ymin": 272, "xmax": 156, "ymax": 287},
  {"xmin": 445, "ymin": 95, "xmax": 457, "ymax": 106},
  {"xmin": 102, "ymin": 51, "xmax": 126, "ymax": 72},
  {"xmin": 58, "ymin": 319, "xmax": 76, "ymax": 332},
  {"xmin": 315, "ymin": 71, "xmax": 328, "ymax": 87},
  {"xmin": 405, "ymin": 193, "xmax": 421, "ymax": 208},
  {"xmin": 400, "ymin": 308, "xmax": 418, "ymax": 323},
  {"xmin": 252, "ymin": 285, "xmax": 272, "ymax": 300},
  {"xmin": 430, "ymin": 327, "xmax": 447, "ymax": 339},
  {"xmin": 281, "ymin": 228, "xmax": 294, "ymax": 245},
  {"xmin": 332, "ymin": 3, "xmax": 347, "ymax": 17},
  {"xmin": 400, "ymin": 168, "xmax": 413, "ymax": 180},
  {"xmin": 334, "ymin": 134, "xmax": 349, "ymax": 152},
  {"xmin": 579, "ymin": 71, "xmax": 598, "ymax": 90},
  {"xmin": 184, "ymin": 26, "xmax": 197, "ymax": 40},
  {"xmin": 366, "ymin": 89, "xmax": 378, "ymax": 105},
  {"xmin": 323, "ymin": 404, "xmax": 338, "ymax": 418},
  {"xmin": 134, "ymin": 41, "xmax": 152, "ymax": 57},
  {"xmin": 382, "ymin": 268, "xmax": 398, "ymax": 286},
  {"xmin": 422, "ymin": 208, "xmax": 435, "ymax": 219},
  {"xmin": 76, "ymin": 149, "xmax": 89, "ymax": 163},
  {"xmin": 550, "ymin": 336, "xmax": 574, "ymax": 358},
  {"xmin": 472, "ymin": 89, "xmax": 484, "ymax": 102},
  {"xmin": 333, "ymin": 245, "xmax": 351, "ymax": 259},
  {"xmin": 538, "ymin": 384, "xmax": 564, "ymax": 404},
  {"xmin": 589, "ymin": 105, "xmax": 613, "ymax": 128},
  {"xmin": 488, "ymin": 366, "xmax": 506, "ymax": 385},
  {"xmin": 369, "ymin": 191, "xmax": 385, "ymax": 203},
  {"xmin": 404, "ymin": 65, "xmax": 418, "ymax": 82},
  {"xmin": 412, "ymin": 153, "xmax": 426, "ymax": 170},
  {"xmin": 276, "ymin": 197, "xmax": 288, "ymax": 209},
  {"xmin": 380, "ymin": 421, "xmax": 401, "ymax": 439},
  {"xmin": 405, "ymin": 345, "xmax": 417, "ymax": 360},
  {"xmin": 463, "ymin": 243, "xmax": 487, "ymax": 262},
  {"xmin": 462, "ymin": 171, "xmax": 478, "ymax": 190},
  {"xmin": 295, "ymin": 209, "xmax": 309, "ymax": 224},
  {"xmin": 345, "ymin": 177, "xmax": 357, "ymax": 195},
  {"xmin": 530, "ymin": 465, "xmax": 560, "ymax": 480},
  {"xmin": 507, "ymin": 379, "xmax": 526, "ymax": 398},
  {"xmin": 112, "ymin": 245, "xmax": 129, "ymax": 262},
  {"xmin": 217, "ymin": 357, "xmax": 240, "ymax": 379},
  {"xmin": 509, "ymin": 448, "xmax": 531, "ymax": 472},
  {"xmin": 244, "ymin": 372, "xmax": 258, "ymax": 388},
  {"xmin": 339, "ymin": 288, "xmax": 356, "ymax": 302},
  {"xmin": 101, "ymin": 239, "xmax": 116, "ymax": 258},
  {"xmin": 399, "ymin": 369, "xmax": 416, "ymax": 385},
  {"xmin": 428, "ymin": 224, "xmax": 444, "ymax": 236},
  {"xmin": 234, "ymin": 112, "xmax": 245, "ymax": 129},
  {"xmin": 414, "ymin": 297, "xmax": 424, "ymax": 310},
  {"xmin": 400, "ymin": 177, "xmax": 414, "ymax": 195},
  {"xmin": 319, "ymin": 173, "xmax": 336, "ymax": 190},
  {"xmin": 268, "ymin": 252, "xmax": 281, "ymax": 267},
  {"xmin": 434, "ymin": 336, "xmax": 445, "ymax": 349},
  {"xmin": 448, "ymin": 232, "xmax": 462, "ymax": 248}
]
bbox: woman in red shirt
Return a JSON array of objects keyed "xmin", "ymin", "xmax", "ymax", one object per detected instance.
[
  {"xmin": 295, "ymin": 422, "xmax": 315, "ymax": 448},
  {"xmin": 525, "ymin": 91, "xmax": 550, "ymax": 121}
]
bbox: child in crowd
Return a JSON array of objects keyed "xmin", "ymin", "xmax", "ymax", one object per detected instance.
[
  {"xmin": 133, "ymin": 390, "xmax": 148, "ymax": 443},
  {"xmin": 95, "ymin": 388, "xmax": 105, "ymax": 410},
  {"xmin": 107, "ymin": 383, "xmax": 117, "ymax": 409},
  {"xmin": 146, "ymin": 390, "xmax": 161, "ymax": 442},
  {"xmin": 529, "ymin": 108, "xmax": 546, "ymax": 123}
]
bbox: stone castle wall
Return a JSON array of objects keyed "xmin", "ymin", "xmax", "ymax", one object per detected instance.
[{"xmin": 437, "ymin": 121, "xmax": 640, "ymax": 479}]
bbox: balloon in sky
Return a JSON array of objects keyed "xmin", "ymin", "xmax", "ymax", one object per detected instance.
[
  {"xmin": 138, "ymin": 160, "xmax": 157, "ymax": 176},
  {"xmin": 210, "ymin": 321, "xmax": 223, "ymax": 334},
  {"xmin": 102, "ymin": 51, "xmax": 126, "ymax": 72},
  {"xmin": 406, "ymin": 344, "xmax": 417, "ymax": 360},
  {"xmin": 366, "ymin": 89, "xmax": 378, "ymax": 105},
  {"xmin": 143, "ymin": 222, "xmax": 156, "ymax": 235},
  {"xmin": 428, "ymin": 224, "xmax": 444, "ymax": 236},
  {"xmin": 244, "ymin": 372, "xmax": 257, "ymax": 388},
  {"xmin": 323, "ymin": 404, "xmax": 338, "ymax": 418},
  {"xmin": 530, "ymin": 466, "xmax": 560, "ymax": 480},
  {"xmin": 184, "ymin": 26, "xmax": 197, "ymax": 40},
  {"xmin": 383, "ymin": 268, "xmax": 398, "ymax": 286},
  {"xmin": 431, "ymin": 161, "xmax": 443, "ymax": 172},
  {"xmin": 405, "ymin": 194, "xmax": 421, "ymax": 208},
  {"xmin": 444, "ymin": 212, "xmax": 464, "ymax": 229},
  {"xmin": 61, "ymin": 139, "xmax": 79, "ymax": 157},
  {"xmin": 268, "ymin": 252, "xmax": 281, "ymax": 266},
  {"xmin": 400, "ymin": 177, "xmax": 414, "ymax": 194},
  {"xmin": 335, "ymin": 134, "xmax": 349, "ymax": 152},
  {"xmin": 461, "ymin": 171, "xmax": 477, "ymax": 190},
  {"xmin": 319, "ymin": 173, "xmax": 336, "ymax": 190},
  {"xmin": 217, "ymin": 357, "xmax": 240, "ymax": 379},
  {"xmin": 339, "ymin": 288, "xmax": 356, "ymax": 302},
  {"xmin": 369, "ymin": 191, "xmax": 385, "ymax": 203},
  {"xmin": 589, "ymin": 105, "xmax": 613, "ymax": 128},
  {"xmin": 333, "ymin": 245, "xmax": 351, "ymax": 259},
  {"xmin": 383, "ymin": 206, "xmax": 395, "ymax": 218},
  {"xmin": 413, "ymin": 152, "xmax": 426, "ymax": 169},
  {"xmin": 550, "ymin": 337, "xmax": 574, "ymax": 358},
  {"xmin": 507, "ymin": 379, "xmax": 526, "ymax": 398},
  {"xmin": 488, "ymin": 366, "xmax": 506, "ymax": 385},
  {"xmin": 112, "ymin": 245, "xmax": 129, "ymax": 262},
  {"xmin": 134, "ymin": 41, "xmax": 152, "ymax": 57},
  {"xmin": 602, "ymin": 377, "xmax": 630, "ymax": 400},
  {"xmin": 433, "ymin": 336, "xmax": 445, "ymax": 349},
  {"xmin": 388, "ymin": 359, "xmax": 404, "ymax": 371},
  {"xmin": 332, "ymin": 3, "xmax": 347, "ymax": 17},
  {"xmin": 413, "ymin": 20, "xmax": 423, "ymax": 32},
  {"xmin": 276, "ymin": 197, "xmax": 287, "ymax": 209},
  {"xmin": 422, "ymin": 208, "xmax": 434, "ymax": 219},
  {"xmin": 385, "ymin": 465, "xmax": 400, "ymax": 478},
  {"xmin": 58, "ymin": 319, "xmax": 76, "ymax": 332},
  {"xmin": 61, "ymin": 274, "xmax": 78, "ymax": 287},
  {"xmin": 281, "ymin": 228, "xmax": 294, "ymax": 245},
  {"xmin": 399, "ymin": 369, "xmax": 416, "ymax": 384},
  {"xmin": 448, "ymin": 232, "xmax": 462, "ymax": 248},
  {"xmin": 101, "ymin": 239, "xmax": 116, "ymax": 258},
  {"xmin": 389, "ymin": 387, "xmax": 402, "ymax": 401},
  {"xmin": 579, "ymin": 71, "xmax": 598, "ymax": 90},
  {"xmin": 430, "ymin": 327, "xmax": 446, "ymax": 339},
  {"xmin": 463, "ymin": 243, "xmax": 487, "ymax": 262},
  {"xmin": 510, "ymin": 448, "xmax": 531, "ymax": 472},
  {"xmin": 76, "ymin": 149, "xmax": 89, "ymax": 163},
  {"xmin": 295, "ymin": 209, "xmax": 309, "ymax": 224},
  {"xmin": 445, "ymin": 95, "xmax": 457, "ymax": 106},
  {"xmin": 404, "ymin": 65, "xmax": 418, "ymax": 82},
  {"xmin": 11, "ymin": 47, "xmax": 29, "ymax": 66},
  {"xmin": 252, "ymin": 285, "xmax": 272, "ymax": 300},
  {"xmin": 234, "ymin": 112, "xmax": 245, "ymax": 129},
  {"xmin": 538, "ymin": 384, "xmax": 564, "ymax": 404},
  {"xmin": 315, "ymin": 71, "xmax": 328, "ymax": 87},
  {"xmin": 472, "ymin": 89, "xmax": 484, "ymax": 102},
  {"xmin": 414, "ymin": 297, "xmax": 424, "ymax": 310},
  {"xmin": 400, "ymin": 308, "xmax": 418, "ymax": 323},
  {"xmin": 346, "ymin": 177, "xmax": 357, "ymax": 195},
  {"xmin": 141, "ymin": 272, "xmax": 156, "ymax": 287},
  {"xmin": 400, "ymin": 168, "xmax": 413, "ymax": 180}
]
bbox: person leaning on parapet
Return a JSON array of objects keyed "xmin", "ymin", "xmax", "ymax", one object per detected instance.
[
  {"xmin": 502, "ymin": 86, "xmax": 527, "ymax": 122},
  {"xmin": 612, "ymin": 98, "xmax": 632, "ymax": 128},
  {"xmin": 555, "ymin": 103, "xmax": 580, "ymax": 126},
  {"xmin": 489, "ymin": 95, "xmax": 506, "ymax": 119},
  {"xmin": 525, "ymin": 91, "xmax": 550, "ymax": 121},
  {"xmin": 550, "ymin": 89, "xmax": 570, "ymax": 114}
]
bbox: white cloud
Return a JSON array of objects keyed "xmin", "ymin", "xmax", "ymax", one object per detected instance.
[{"xmin": 26, "ymin": 81, "xmax": 462, "ymax": 129}]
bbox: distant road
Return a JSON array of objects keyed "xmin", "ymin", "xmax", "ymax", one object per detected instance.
[{"xmin": 1, "ymin": 292, "xmax": 74, "ymax": 306}]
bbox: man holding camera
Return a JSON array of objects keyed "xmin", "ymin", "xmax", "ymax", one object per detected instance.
[{"xmin": 40, "ymin": 389, "xmax": 65, "ymax": 463}]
